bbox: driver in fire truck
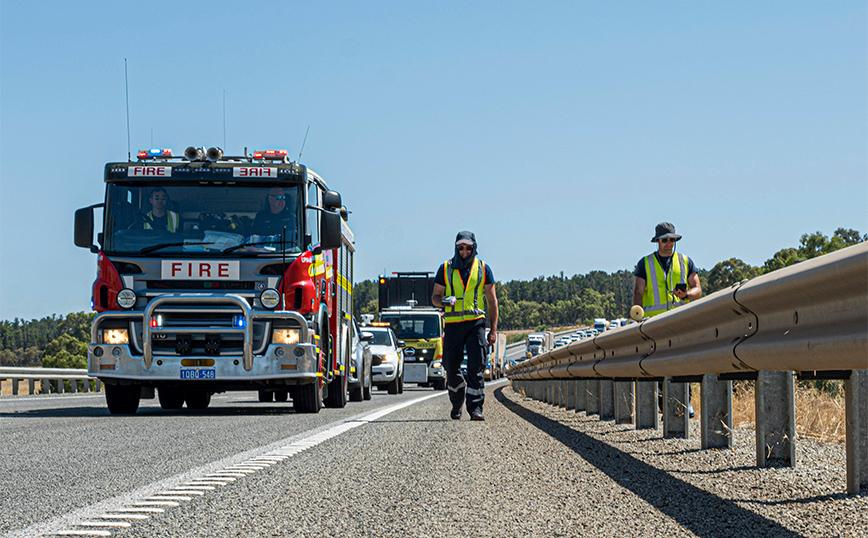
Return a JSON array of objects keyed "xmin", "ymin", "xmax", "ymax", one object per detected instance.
[
  {"xmin": 252, "ymin": 186, "xmax": 297, "ymax": 237},
  {"xmin": 143, "ymin": 187, "xmax": 180, "ymax": 233}
]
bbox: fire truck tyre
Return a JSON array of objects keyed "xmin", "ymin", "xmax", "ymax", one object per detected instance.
[
  {"xmin": 258, "ymin": 390, "xmax": 273, "ymax": 402},
  {"xmin": 324, "ymin": 375, "xmax": 347, "ymax": 408},
  {"xmin": 274, "ymin": 389, "xmax": 288, "ymax": 402},
  {"xmin": 158, "ymin": 387, "xmax": 185, "ymax": 410},
  {"xmin": 388, "ymin": 376, "xmax": 399, "ymax": 394},
  {"xmin": 294, "ymin": 382, "xmax": 322, "ymax": 413},
  {"xmin": 432, "ymin": 378, "xmax": 447, "ymax": 391},
  {"xmin": 184, "ymin": 389, "xmax": 211, "ymax": 410},
  {"xmin": 349, "ymin": 385, "xmax": 363, "ymax": 402},
  {"xmin": 105, "ymin": 384, "xmax": 141, "ymax": 415}
]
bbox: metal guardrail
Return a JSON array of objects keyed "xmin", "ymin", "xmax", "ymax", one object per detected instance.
[
  {"xmin": 508, "ymin": 242, "xmax": 868, "ymax": 494},
  {"xmin": 0, "ymin": 367, "xmax": 100, "ymax": 396}
]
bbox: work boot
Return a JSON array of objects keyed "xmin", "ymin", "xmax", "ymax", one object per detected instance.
[
  {"xmin": 688, "ymin": 402, "xmax": 695, "ymax": 419},
  {"xmin": 470, "ymin": 409, "xmax": 485, "ymax": 421},
  {"xmin": 451, "ymin": 402, "xmax": 463, "ymax": 420}
]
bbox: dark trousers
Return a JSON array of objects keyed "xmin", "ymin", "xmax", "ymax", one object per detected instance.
[{"xmin": 443, "ymin": 320, "xmax": 486, "ymax": 412}]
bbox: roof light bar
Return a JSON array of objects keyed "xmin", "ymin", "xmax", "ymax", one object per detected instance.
[
  {"xmin": 253, "ymin": 149, "xmax": 288, "ymax": 161},
  {"xmin": 137, "ymin": 148, "xmax": 173, "ymax": 160}
]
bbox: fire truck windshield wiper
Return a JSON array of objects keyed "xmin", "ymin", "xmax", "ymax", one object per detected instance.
[
  {"xmin": 220, "ymin": 241, "xmax": 293, "ymax": 255},
  {"xmin": 138, "ymin": 242, "xmax": 214, "ymax": 255}
]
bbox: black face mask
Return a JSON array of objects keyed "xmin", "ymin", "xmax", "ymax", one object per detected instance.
[{"xmin": 451, "ymin": 231, "xmax": 477, "ymax": 270}]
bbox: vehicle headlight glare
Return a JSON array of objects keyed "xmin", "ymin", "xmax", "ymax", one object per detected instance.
[
  {"xmin": 261, "ymin": 289, "xmax": 281, "ymax": 309},
  {"xmin": 384, "ymin": 352, "xmax": 397, "ymax": 363},
  {"xmin": 117, "ymin": 289, "xmax": 136, "ymax": 309},
  {"xmin": 431, "ymin": 361, "xmax": 442, "ymax": 369},
  {"xmin": 273, "ymin": 328, "xmax": 300, "ymax": 345},
  {"xmin": 102, "ymin": 329, "xmax": 129, "ymax": 345}
]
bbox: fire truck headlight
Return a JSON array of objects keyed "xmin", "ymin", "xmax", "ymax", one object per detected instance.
[
  {"xmin": 101, "ymin": 329, "xmax": 129, "ymax": 345},
  {"xmin": 260, "ymin": 289, "xmax": 280, "ymax": 309},
  {"xmin": 117, "ymin": 289, "xmax": 137, "ymax": 309},
  {"xmin": 272, "ymin": 329, "xmax": 300, "ymax": 345}
]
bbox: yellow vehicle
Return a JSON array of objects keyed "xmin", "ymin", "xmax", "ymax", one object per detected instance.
[{"xmin": 377, "ymin": 272, "xmax": 446, "ymax": 390}]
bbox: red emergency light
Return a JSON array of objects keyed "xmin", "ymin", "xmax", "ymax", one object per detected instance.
[{"xmin": 253, "ymin": 149, "xmax": 288, "ymax": 160}]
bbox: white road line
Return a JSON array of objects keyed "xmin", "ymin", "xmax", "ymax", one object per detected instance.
[{"xmin": 5, "ymin": 391, "xmax": 447, "ymax": 538}]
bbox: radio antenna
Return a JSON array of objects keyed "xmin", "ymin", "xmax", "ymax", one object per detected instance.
[
  {"xmin": 125, "ymin": 59, "xmax": 131, "ymax": 161},
  {"xmin": 297, "ymin": 125, "xmax": 310, "ymax": 162},
  {"xmin": 222, "ymin": 90, "xmax": 227, "ymax": 151}
]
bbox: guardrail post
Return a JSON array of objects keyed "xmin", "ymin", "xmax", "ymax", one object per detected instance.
[
  {"xmin": 845, "ymin": 370, "xmax": 867, "ymax": 494},
  {"xmin": 614, "ymin": 381, "xmax": 634, "ymax": 424},
  {"xmin": 561, "ymin": 380, "xmax": 568, "ymax": 408},
  {"xmin": 42, "ymin": 378, "xmax": 49, "ymax": 394},
  {"xmin": 586, "ymin": 380, "xmax": 600, "ymax": 415},
  {"xmin": 599, "ymin": 380, "xmax": 614, "ymax": 420},
  {"xmin": 755, "ymin": 371, "xmax": 795, "ymax": 467},
  {"xmin": 701, "ymin": 374, "xmax": 733, "ymax": 450},
  {"xmin": 12, "ymin": 379, "xmax": 18, "ymax": 395},
  {"xmin": 70, "ymin": 379, "xmax": 78, "ymax": 393},
  {"xmin": 664, "ymin": 378, "xmax": 690, "ymax": 438},
  {"xmin": 566, "ymin": 380, "xmax": 575, "ymax": 410},
  {"xmin": 29, "ymin": 379, "xmax": 35, "ymax": 395},
  {"xmin": 635, "ymin": 381, "xmax": 659, "ymax": 430},
  {"xmin": 575, "ymin": 380, "xmax": 586, "ymax": 413}
]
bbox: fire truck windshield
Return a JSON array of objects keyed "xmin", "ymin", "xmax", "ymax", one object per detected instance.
[
  {"xmin": 380, "ymin": 313, "xmax": 442, "ymax": 340},
  {"xmin": 103, "ymin": 183, "xmax": 304, "ymax": 256}
]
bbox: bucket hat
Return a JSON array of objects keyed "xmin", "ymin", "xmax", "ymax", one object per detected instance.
[{"xmin": 652, "ymin": 222, "xmax": 682, "ymax": 242}]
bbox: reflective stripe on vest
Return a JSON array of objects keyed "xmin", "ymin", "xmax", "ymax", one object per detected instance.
[
  {"xmin": 642, "ymin": 252, "xmax": 689, "ymax": 317},
  {"xmin": 443, "ymin": 258, "xmax": 486, "ymax": 323},
  {"xmin": 144, "ymin": 211, "xmax": 179, "ymax": 232}
]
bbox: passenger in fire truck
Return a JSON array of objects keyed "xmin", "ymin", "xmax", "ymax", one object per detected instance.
[
  {"xmin": 252, "ymin": 187, "xmax": 297, "ymax": 238},
  {"xmin": 143, "ymin": 187, "xmax": 180, "ymax": 233}
]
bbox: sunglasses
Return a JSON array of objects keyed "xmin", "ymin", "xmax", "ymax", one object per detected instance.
[
  {"xmin": 658, "ymin": 238, "xmax": 676, "ymax": 243},
  {"xmin": 270, "ymin": 195, "xmax": 287, "ymax": 200},
  {"xmin": 457, "ymin": 245, "xmax": 473, "ymax": 251}
]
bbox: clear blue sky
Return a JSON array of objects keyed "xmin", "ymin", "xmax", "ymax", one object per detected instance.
[{"xmin": 1, "ymin": 2, "xmax": 866, "ymax": 321}]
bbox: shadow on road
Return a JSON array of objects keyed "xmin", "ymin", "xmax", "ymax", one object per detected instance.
[{"xmin": 494, "ymin": 386, "xmax": 804, "ymax": 538}]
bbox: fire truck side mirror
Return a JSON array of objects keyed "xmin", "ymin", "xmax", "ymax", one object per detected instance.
[
  {"xmin": 322, "ymin": 190, "xmax": 341, "ymax": 210},
  {"xmin": 320, "ymin": 209, "xmax": 341, "ymax": 251},
  {"xmin": 74, "ymin": 207, "xmax": 97, "ymax": 252}
]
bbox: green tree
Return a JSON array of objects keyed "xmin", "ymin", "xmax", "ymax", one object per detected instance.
[{"xmin": 706, "ymin": 258, "xmax": 759, "ymax": 294}]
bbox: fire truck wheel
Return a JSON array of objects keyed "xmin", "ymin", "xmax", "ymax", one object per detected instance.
[
  {"xmin": 105, "ymin": 384, "xmax": 141, "ymax": 415},
  {"xmin": 432, "ymin": 379, "xmax": 447, "ymax": 391},
  {"xmin": 294, "ymin": 382, "xmax": 322, "ymax": 413},
  {"xmin": 258, "ymin": 390, "xmax": 273, "ymax": 402},
  {"xmin": 158, "ymin": 387, "xmax": 185, "ymax": 410},
  {"xmin": 274, "ymin": 389, "xmax": 288, "ymax": 402},
  {"xmin": 184, "ymin": 389, "xmax": 211, "ymax": 410},
  {"xmin": 324, "ymin": 375, "xmax": 347, "ymax": 408}
]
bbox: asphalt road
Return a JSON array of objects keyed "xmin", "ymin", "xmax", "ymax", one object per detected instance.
[{"xmin": 1, "ymin": 345, "xmax": 528, "ymax": 537}]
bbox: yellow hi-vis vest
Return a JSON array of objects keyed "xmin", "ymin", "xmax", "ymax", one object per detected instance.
[
  {"xmin": 642, "ymin": 252, "xmax": 690, "ymax": 317},
  {"xmin": 144, "ymin": 210, "xmax": 179, "ymax": 232},
  {"xmin": 443, "ymin": 258, "xmax": 487, "ymax": 324}
]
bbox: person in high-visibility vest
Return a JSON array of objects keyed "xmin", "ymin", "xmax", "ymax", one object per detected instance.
[
  {"xmin": 632, "ymin": 222, "xmax": 701, "ymax": 318},
  {"xmin": 632, "ymin": 222, "xmax": 701, "ymax": 418},
  {"xmin": 143, "ymin": 187, "xmax": 180, "ymax": 232},
  {"xmin": 431, "ymin": 231, "xmax": 498, "ymax": 421}
]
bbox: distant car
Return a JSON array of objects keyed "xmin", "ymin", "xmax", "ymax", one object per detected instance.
[
  {"xmin": 554, "ymin": 341, "xmax": 565, "ymax": 348},
  {"xmin": 367, "ymin": 326, "xmax": 404, "ymax": 394},
  {"xmin": 348, "ymin": 318, "xmax": 373, "ymax": 402}
]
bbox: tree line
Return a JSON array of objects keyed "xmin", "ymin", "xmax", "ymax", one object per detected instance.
[{"xmin": 0, "ymin": 227, "xmax": 862, "ymax": 367}]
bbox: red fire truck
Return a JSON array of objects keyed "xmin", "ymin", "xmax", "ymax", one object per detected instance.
[{"xmin": 74, "ymin": 146, "xmax": 354, "ymax": 415}]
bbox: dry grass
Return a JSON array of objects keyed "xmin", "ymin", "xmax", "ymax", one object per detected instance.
[
  {"xmin": 691, "ymin": 381, "xmax": 847, "ymax": 445},
  {"xmin": 1, "ymin": 378, "xmax": 43, "ymax": 396}
]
